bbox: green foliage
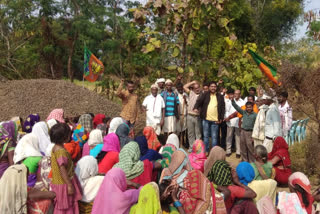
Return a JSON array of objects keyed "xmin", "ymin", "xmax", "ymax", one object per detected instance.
[{"xmin": 0, "ymin": 0, "xmax": 304, "ymax": 93}]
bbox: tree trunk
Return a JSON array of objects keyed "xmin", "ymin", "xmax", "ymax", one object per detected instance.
[{"xmin": 67, "ymin": 34, "xmax": 78, "ymax": 82}]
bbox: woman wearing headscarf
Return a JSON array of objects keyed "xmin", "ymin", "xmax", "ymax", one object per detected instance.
[
  {"xmin": 79, "ymin": 114, "xmax": 93, "ymax": 133},
  {"xmin": 64, "ymin": 138, "xmax": 81, "ymax": 162},
  {"xmin": 92, "ymin": 168, "xmax": 141, "ymax": 214},
  {"xmin": 143, "ymin": 126, "xmax": 161, "ymax": 151},
  {"xmin": 130, "ymin": 182, "xmax": 162, "ymax": 214},
  {"xmin": 46, "ymin": 108, "xmax": 65, "ymax": 123},
  {"xmin": 108, "ymin": 117, "xmax": 125, "ymax": 134},
  {"xmin": 236, "ymin": 162, "xmax": 277, "ymax": 204},
  {"xmin": 277, "ymin": 172, "xmax": 314, "ymax": 214},
  {"xmin": 32, "ymin": 121, "xmax": 51, "ymax": 155},
  {"xmin": 159, "ymin": 133, "xmax": 180, "ymax": 154},
  {"xmin": 135, "ymin": 136, "xmax": 162, "ymax": 161},
  {"xmin": 160, "ymin": 149, "xmax": 215, "ymax": 214},
  {"xmin": 0, "ymin": 164, "xmax": 56, "ymax": 214},
  {"xmin": 268, "ymin": 136, "xmax": 292, "ymax": 185},
  {"xmin": 116, "ymin": 123, "xmax": 132, "ymax": 148},
  {"xmin": 23, "ymin": 114, "xmax": 40, "ymax": 133},
  {"xmin": 14, "ymin": 133, "xmax": 43, "ymax": 187},
  {"xmin": 47, "ymin": 118, "xmax": 58, "ymax": 129},
  {"xmin": 82, "ymin": 128, "xmax": 102, "ymax": 158},
  {"xmin": 75, "ymin": 156, "xmax": 104, "ymax": 213},
  {"xmin": 97, "ymin": 133, "xmax": 120, "ymax": 174},
  {"xmin": 0, "ymin": 121, "xmax": 18, "ymax": 178},
  {"xmin": 157, "ymin": 143, "xmax": 176, "ymax": 168},
  {"xmin": 93, "ymin": 113, "xmax": 106, "ymax": 129},
  {"xmin": 113, "ymin": 141, "xmax": 154, "ymax": 186},
  {"xmin": 188, "ymin": 140, "xmax": 207, "ymax": 173},
  {"xmin": 204, "ymin": 146, "xmax": 226, "ymax": 176},
  {"xmin": 87, "ymin": 129, "xmax": 103, "ymax": 158},
  {"xmin": 207, "ymin": 160, "xmax": 257, "ymax": 213}
]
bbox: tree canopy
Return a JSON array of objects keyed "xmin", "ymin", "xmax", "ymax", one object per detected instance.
[{"xmin": 0, "ymin": 0, "xmax": 304, "ymax": 93}]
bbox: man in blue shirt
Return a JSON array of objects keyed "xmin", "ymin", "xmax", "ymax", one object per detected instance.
[{"xmin": 161, "ymin": 79, "xmax": 180, "ymax": 136}]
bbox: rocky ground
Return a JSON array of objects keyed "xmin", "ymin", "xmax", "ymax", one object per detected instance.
[{"xmin": 0, "ymin": 79, "xmax": 121, "ymax": 121}]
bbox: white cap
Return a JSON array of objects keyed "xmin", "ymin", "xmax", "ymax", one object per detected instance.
[
  {"xmin": 151, "ymin": 84, "xmax": 158, "ymax": 89},
  {"xmin": 261, "ymin": 94, "xmax": 272, "ymax": 100},
  {"xmin": 156, "ymin": 78, "xmax": 165, "ymax": 84},
  {"xmin": 165, "ymin": 79, "xmax": 173, "ymax": 84}
]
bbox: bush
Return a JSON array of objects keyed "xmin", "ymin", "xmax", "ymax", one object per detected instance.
[{"xmin": 289, "ymin": 136, "xmax": 320, "ymax": 185}]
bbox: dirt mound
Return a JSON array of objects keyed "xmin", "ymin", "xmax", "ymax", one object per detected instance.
[{"xmin": 0, "ymin": 79, "xmax": 121, "ymax": 121}]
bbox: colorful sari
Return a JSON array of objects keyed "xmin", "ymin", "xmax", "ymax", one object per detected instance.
[
  {"xmin": 204, "ymin": 146, "xmax": 226, "ymax": 176},
  {"xmin": 92, "ymin": 168, "xmax": 140, "ymax": 214},
  {"xmin": 158, "ymin": 144, "xmax": 176, "ymax": 168},
  {"xmin": 64, "ymin": 140, "xmax": 81, "ymax": 162},
  {"xmin": 143, "ymin": 126, "xmax": 161, "ymax": 151},
  {"xmin": 130, "ymin": 182, "xmax": 162, "ymax": 214},
  {"xmin": 188, "ymin": 140, "xmax": 207, "ymax": 173},
  {"xmin": 72, "ymin": 124, "xmax": 87, "ymax": 148},
  {"xmin": 160, "ymin": 149, "xmax": 215, "ymax": 214},
  {"xmin": 159, "ymin": 133, "xmax": 179, "ymax": 153},
  {"xmin": 23, "ymin": 114, "xmax": 40, "ymax": 133},
  {"xmin": 268, "ymin": 136, "xmax": 292, "ymax": 185}
]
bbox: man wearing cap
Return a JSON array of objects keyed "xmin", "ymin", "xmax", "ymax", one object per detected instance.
[
  {"xmin": 156, "ymin": 78, "xmax": 166, "ymax": 94},
  {"xmin": 142, "ymin": 84, "xmax": 165, "ymax": 135},
  {"xmin": 263, "ymin": 94, "xmax": 282, "ymax": 152},
  {"xmin": 184, "ymin": 80, "xmax": 202, "ymax": 152},
  {"xmin": 161, "ymin": 79, "xmax": 180, "ymax": 135}
]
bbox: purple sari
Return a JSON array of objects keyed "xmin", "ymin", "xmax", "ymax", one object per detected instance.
[{"xmin": 23, "ymin": 114, "xmax": 40, "ymax": 133}]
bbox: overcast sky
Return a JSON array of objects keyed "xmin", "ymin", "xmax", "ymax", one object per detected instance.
[{"xmin": 131, "ymin": 0, "xmax": 320, "ymax": 40}]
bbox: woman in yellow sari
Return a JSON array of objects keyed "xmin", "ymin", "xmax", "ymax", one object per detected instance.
[{"xmin": 130, "ymin": 182, "xmax": 162, "ymax": 214}]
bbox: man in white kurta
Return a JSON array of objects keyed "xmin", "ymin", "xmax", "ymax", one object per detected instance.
[
  {"xmin": 263, "ymin": 94, "xmax": 282, "ymax": 152},
  {"xmin": 142, "ymin": 84, "xmax": 165, "ymax": 135},
  {"xmin": 278, "ymin": 91, "xmax": 292, "ymax": 137}
]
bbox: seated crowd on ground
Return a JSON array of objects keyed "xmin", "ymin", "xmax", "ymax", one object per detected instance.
[{"xmin": 0, "ymin": 77, "xmax": 317, "ymax": 214}]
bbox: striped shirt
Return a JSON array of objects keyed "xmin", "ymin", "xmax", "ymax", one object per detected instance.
[{"xmin": 161, "ymin": 91, "xmax": 180, "ymax": 117}]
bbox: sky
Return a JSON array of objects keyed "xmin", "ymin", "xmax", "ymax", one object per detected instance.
[
  {"xmin": 294, "ymin": 0, "xmax": 320, "ymax": 40},
  {"xmin": 133, "ymin": 0, "xmax": 320, "ymax": 40}
]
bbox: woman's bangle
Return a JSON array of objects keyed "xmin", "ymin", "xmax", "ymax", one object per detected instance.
[{"xmin": 174, "ymin": 201, "xmax": 182, "ymax": 208}]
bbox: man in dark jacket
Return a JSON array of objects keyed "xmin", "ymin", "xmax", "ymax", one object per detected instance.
[{"xmin": 194, "ymin": 81, "xmax": 225, "ymax": 152}]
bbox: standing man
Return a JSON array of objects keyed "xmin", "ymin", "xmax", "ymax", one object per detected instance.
[
  {"xmin": 161, "ymin": 79, "xmax": 180, "ymax": 136},
  {"xmin": 176, "ymin": 82, "xmax": 188, "ymax": 148},
  {"xmin": 278, "ymin": 91, "xmax": 292, "ymax": 138},
  {"xmin": 224, "ymin": 89, "xmax": 244, "ymax": 158},
  {"xmin": 194, "ymin": 81, "xmax": 225, "ymax": 152},
  {"xmin": 203, "ymin": 82, "xmax": 209, "ymax": 92},
  {"xmin": 263, "ymin": 94, "xmax": 282, "ymax": 152},
  {"xmin": 142, "ymin": 84, "xmax": 165, "ymax": 135},
  {"xmin": 252, "ymin": 98, "xmax": 269, "ymax": 147},
  {"xmin": 231, "ymin": 99, "xmax": 257, "ymax": 162},
  {"xmin": 184, "ymin": 80, "xmax": 202, "ymax": 152},
  {"xmin": 156, "ymin": 78, "xmax": 166, "ymax": 94},
  {"xmin": 244, "ymin": 87, "xmax": 257, "ymax": 102},
  {"xmin": 116, "ymin": 80, "xmax": 139, "ymax": 128}
]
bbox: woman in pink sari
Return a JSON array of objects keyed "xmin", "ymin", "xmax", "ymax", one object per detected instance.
[
  {"xmin": 188, "ymin": 140, "xmax": 207, "ymax": 173},
  {"xmin": 92, "ymin": 168, "xmax": 141, "ymax": 214}
]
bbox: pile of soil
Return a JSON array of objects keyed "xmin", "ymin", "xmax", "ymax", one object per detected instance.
[{"xmin": 0, "ymin": 79, "xmax": 121, "ymax": 121}]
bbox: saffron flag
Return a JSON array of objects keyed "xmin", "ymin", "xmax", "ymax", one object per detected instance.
[
  {"xmin": 84, "ymin": 46, "xmax": 104, "ymax": 82},
  {"xmin": 248, "ymin": 49, "xmax": 279, "ymax": 85}
]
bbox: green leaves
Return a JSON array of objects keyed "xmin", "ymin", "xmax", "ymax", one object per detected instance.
[{"xmin": 172, "ymin": 47, "xmax": 180, "ymax": 57}]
